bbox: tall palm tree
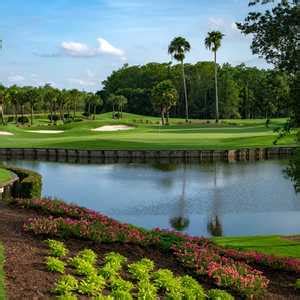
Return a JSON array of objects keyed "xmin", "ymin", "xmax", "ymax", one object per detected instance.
[
  {"xmin": 205, "ymin": 31, "xmax": 224, "ymax": 123},
  {"xmin": 168, "ymin": 37, "xmax": 191, "ymax": 123}
]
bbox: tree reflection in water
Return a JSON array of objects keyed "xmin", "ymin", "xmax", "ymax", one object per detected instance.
[
  {"xmin": 169, "ymin": 163, "xmax": 190, "ymax": 232},
  {"xmin": 285, "ymin": 149, "xmax": 300, "ymax": 193},
  {"xmin": 207, "ymin": 163, "xmax": 223, "ymax": 237}
]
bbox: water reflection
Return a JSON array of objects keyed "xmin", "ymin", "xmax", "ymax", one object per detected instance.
[
  {"xmin": 285, "ymin": 149, "xmax": 300, "ymax": 193},
  {"xmin": 169, "ymin": 164, "xmax": 190, "ymax": 232},
  {"xmin": 2, "ymin": 158, "xmax": 300, "ymax": 237}
]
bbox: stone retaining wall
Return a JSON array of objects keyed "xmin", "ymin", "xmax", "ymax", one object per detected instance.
[{"xmin": 0, "ymin": 147, "xmax": 296, "ymax": 164}]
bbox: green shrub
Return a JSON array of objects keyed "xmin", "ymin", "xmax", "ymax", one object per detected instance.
[
  {"xmin": 180, "ymin": 275, "xmax": 206, "ymax": 299},
  {"xmin": 128, "ymin": 258, "xmax": 154, "ymax": 281},
  {"xmin": 46, "ymin": 239, "xmax": 69, "ymax": 257},
  {"xmin": 104, "ymin": 252, "xmax": 127, "ymax": 267},
  {"xmin": 46, "ymin": 257, "xmax": 65, "ymax": 274},
  {"xmin": 137, "ymin": 280, "xmax": 158, "ymax": 299},
  {"xmin": 110, "ymin": 278, "xmax": 134, "ymax": 292},
  {"xmin": 78, "ymin": 274, "xmax": 105, "ymax": 296},
  {"xmin": 99, "ymin": 263, "xmax": 120, "ymax": 279},
  {"xmin": 295, "ymin": 279, "xmax": 300, "ymax": 289},
  {"xmin": 207, "ymin": 289, "xmax": 234, "ymax": 300},
  {"xmin": 153, "ymin": 269, "xmax": 183, "ymax": 298},
  {"xmin": 8, "ymin": 167, "xmax": 42, "ymax": 199},
  {"xmin": 56, "ymin": 293, "xmax": 78, "ymax": 300},
  {"xmin": 77, "ymin": 248, "xmax": 97, "ymax": 265},
  {"xmin": 93, "ymin": 296, "xmax": 114, "ymax": 300},
  {"xmin": 110, "ymin": 290, "xmax": 133, "ymax": 300},
  {"xmin": 54, "ymin": 275, "xmax": 78, "ymax": 295},
  {"xmin": 69, "ymin": 257, "xmax": 96, "ymax": 276}
]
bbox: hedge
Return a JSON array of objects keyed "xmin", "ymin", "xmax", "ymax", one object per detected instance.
[{"xmin": 6, "ymin": 167, "xmax": 42, "ymax": 199}]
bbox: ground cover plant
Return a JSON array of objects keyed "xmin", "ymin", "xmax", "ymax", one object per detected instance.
[
  {"xmin": 9, "ymin": 197, "xmax": 292, "ymax": 297},
  {"xmin": 44, "ymin": 239, "xmax": 233, "ymax": 299}
]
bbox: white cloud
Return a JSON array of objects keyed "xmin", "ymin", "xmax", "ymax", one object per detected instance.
[
  {"xmin": 208, "ymin": 17, "xmax": 225, "ymax": 29},
  {"xmin": 68, "ymin": 78, "xmax": 97, "ymax": 86},
  {"xmin": 61, "ymin": 38, "xmax": 126, "ymax": 60},
  {"xmin": 8, "ymin": 75, "xmax": 25, "ymax": 83}
]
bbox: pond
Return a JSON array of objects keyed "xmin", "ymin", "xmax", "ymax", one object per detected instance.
[{"xmin": 2, "ymin": 159, "xmax": 300, "ymax": 237}]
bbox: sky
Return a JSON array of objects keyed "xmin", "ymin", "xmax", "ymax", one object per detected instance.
[{"xmin": 0, "ymin": 0, "xmax": 271, "ymax": 91}]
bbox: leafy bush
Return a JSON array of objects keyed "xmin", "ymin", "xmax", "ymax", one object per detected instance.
[
  {"xmin": 56, "ymin": 293, "xmax": 78, "ymax": 300},
  {"xmin": 46, "ymin": 257, "xmax": 65, "ymax": 274},
  {"xmin": 296, "ymin": 279, "xmax": 300, "ymax": 289},
  {"xmin": 54, "ymin": 275, "xmax": 78, "ymax": 295},
  {"xmin": 207, "ymin": 289, "xmax": 234, "ymax": 300},
  {"xmin": 46, "ymin": 239, "xmax": 69, "ymax": 257},
  {"xmin": 78, "ymin": 274, "xmax": 105, "ymax": 296},
  {"xmin": 110, "ymin": 278, "xmax": 134, "ymax": 292},
  {"xmin": 180, "ymin": 275, "xmax": 206, "ymax": 299},
  {"xmin": 137, "ymin": 280, "xmax": 158, "ymax": 299},
  {"xmin": 128, "ymin": 258, "xmax": 154, "ymax": 281},
  {"xmin": 8, "ymin": 167, "xmax": 42, "ymax": 199},
  {"xmin": 110, "ymin": 290, "xmax": 133, "ymax": 300},
  {"xmin": 17, "ymin": 116, "xmax": 29, "ymax": 124},
  {"xmin": 69, "ymin": 257, "xmax": 96, "ymax": 276},
  {"xmin": 77, "ymin": 249, "xmax": 97, "ymax": 265},
  {"xmin": 153, "ymin": 269, "xmax": 182, "ymax": 298},
  {"xmin": 104, "ymin": 252, "xmax": 127, "ymax": 267}
]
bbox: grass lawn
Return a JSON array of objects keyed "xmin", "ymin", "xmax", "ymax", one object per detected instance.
[
  {"xmin": 213, "ymin": 235, "xmax": 300, "ymax": 258},
  {"xmin": 0, "ymin": 169, "xmax": 13, "ymax": 185},
  {"xmin": 0, "ymin": 113, "xmax": 298, "ymax": 150},
  {"xmin": 0, "ymin": 243, "xmax": 5, "ymax": 299}
]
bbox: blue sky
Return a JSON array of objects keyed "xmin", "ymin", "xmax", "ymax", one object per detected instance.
[{"xmin": 0, "ymin": 0, "xmax": 270, "ymax": 91}]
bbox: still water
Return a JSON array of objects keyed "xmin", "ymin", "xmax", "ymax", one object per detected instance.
[{"xmin": 2, "ymin": 159, "xmax": 300, "ymax": 237}]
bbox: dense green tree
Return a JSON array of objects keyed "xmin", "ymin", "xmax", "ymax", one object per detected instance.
[
  {"xmin": 151, "ymin": 80, "xmax": 178, "ymax": 125},
  {"xmin": 168, "ymin": 37, "xmax": 191, "ymax": 123},
  {"xmin": 205, "ymin": 31, "xmax": 225, "ymax": 123},
  {"xmin": 237, "ymin": 0, "xmax": 300, "ymax": 125}
]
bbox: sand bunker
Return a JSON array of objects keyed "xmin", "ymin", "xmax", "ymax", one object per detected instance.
[
  {"xmin": 0, "ymin": 131, "xmax": 14, "ymax": 136},
  {"xmin": 26, "ymin": 130, "xmax": 64, "ymax": 134},
  {"xmin": 91, "ymin": 125, "xmax": 134, "ymax": 132}
]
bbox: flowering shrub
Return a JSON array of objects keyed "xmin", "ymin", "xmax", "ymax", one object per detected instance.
[
  {"xmin": 172, "ymin": 242, "xmax": 269, "ymax": 297},
  {"xmin": 19, "ymin": 198, "xmax": 273, "ymax": 297},
  {"xmin": 220, "ymin": 248, "xmax": 300, "ymax": 275}
]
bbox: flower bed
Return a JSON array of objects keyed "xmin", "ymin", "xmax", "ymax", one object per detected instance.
[
  {"xmin": 219, "ymin": 248, "xmax": 300, "ymax": 274},
  {"xmin": 15, "ymin": 197, "xmax": 272, "ymax": 297}
]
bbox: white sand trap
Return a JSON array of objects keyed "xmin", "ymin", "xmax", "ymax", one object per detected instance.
[
  {"xmin": 25, "ymin": 130, "xmax": 64, "ymax": 134},
  {"xmin": 91, "ymin": 125, "xmax": 134, "ymax": 132},
  {"xmin": 0, "ymin": 131, "xmax": 14, "ymax": 136}
]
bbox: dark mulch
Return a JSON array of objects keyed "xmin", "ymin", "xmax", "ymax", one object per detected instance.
[{"xmin": 0, "ymin": 203, "xmax": 299, "ymax": 299}]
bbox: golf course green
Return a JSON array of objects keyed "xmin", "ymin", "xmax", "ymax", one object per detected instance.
[{"xmin": 0, "ymin": 113, "xmax": 297, "ymax": 150}]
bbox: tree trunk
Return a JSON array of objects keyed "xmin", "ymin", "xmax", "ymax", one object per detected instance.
[
  {"xmin": 166, "ymin": 110, "xmax": 170, "ymax": 125},
  {"xmin": 181, "ymin": 61, "xmax": 189, "ymax": 123},
  {"xmin": 161, "ymin": 107, "xmax": 165, "ymax": 126},
  {"xmin": 214, "ymin": 51, "xmax": 219, "ymax": 123},
  {"xmin": 30, "ymin": 105, "xmax": 34, "ymax": 126},
  {"xmin": 88, "ymin": 103, "xmax": 91, "ymax": 119},
  {"xmin": 93, "ymin": 105, "xmax": 96, "ymax": 120},
  {"xmin": 0, "ymin": 104, "xmax": 4, "ymax": 125},
  {"xmin": 112, "ymin": 105, "xmax": 115, "ymax": 119},
  {"xmin": 73, "ymin": 100, "xmax": 77, "ymax": 120},
  {"xmin": 14, "ymin": 104, "xmax": 18, "ymax": 123}
]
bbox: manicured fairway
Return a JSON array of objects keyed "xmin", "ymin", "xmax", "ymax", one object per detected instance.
[
  {"xmin": 213, "ymin": 235, "xmax": 300, "ymax": 258},
  {"xmin": 0, "ymin": 113, "xmax": 297, "ymax": 150}
]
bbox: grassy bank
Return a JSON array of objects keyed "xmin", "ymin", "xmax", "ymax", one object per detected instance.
[
  {"xmin": 213, "ymin": 235, "xmax": 300, "ymax": 258},
  {"xmin": 0, "ymin": 169, "xmax": 13, "ymax": 185},
  {"xmin": 0, "ymin": 113, "xmax": 297, "ymax": 150}
]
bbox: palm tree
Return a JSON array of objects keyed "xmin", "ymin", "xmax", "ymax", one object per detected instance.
[
  {"xmin": 168, "ymin": 37, "xmax": 191, "ymax": 123},
  {"xmin": 205, "ymin": 31, "xmax": 224, "ymax": 123}
]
